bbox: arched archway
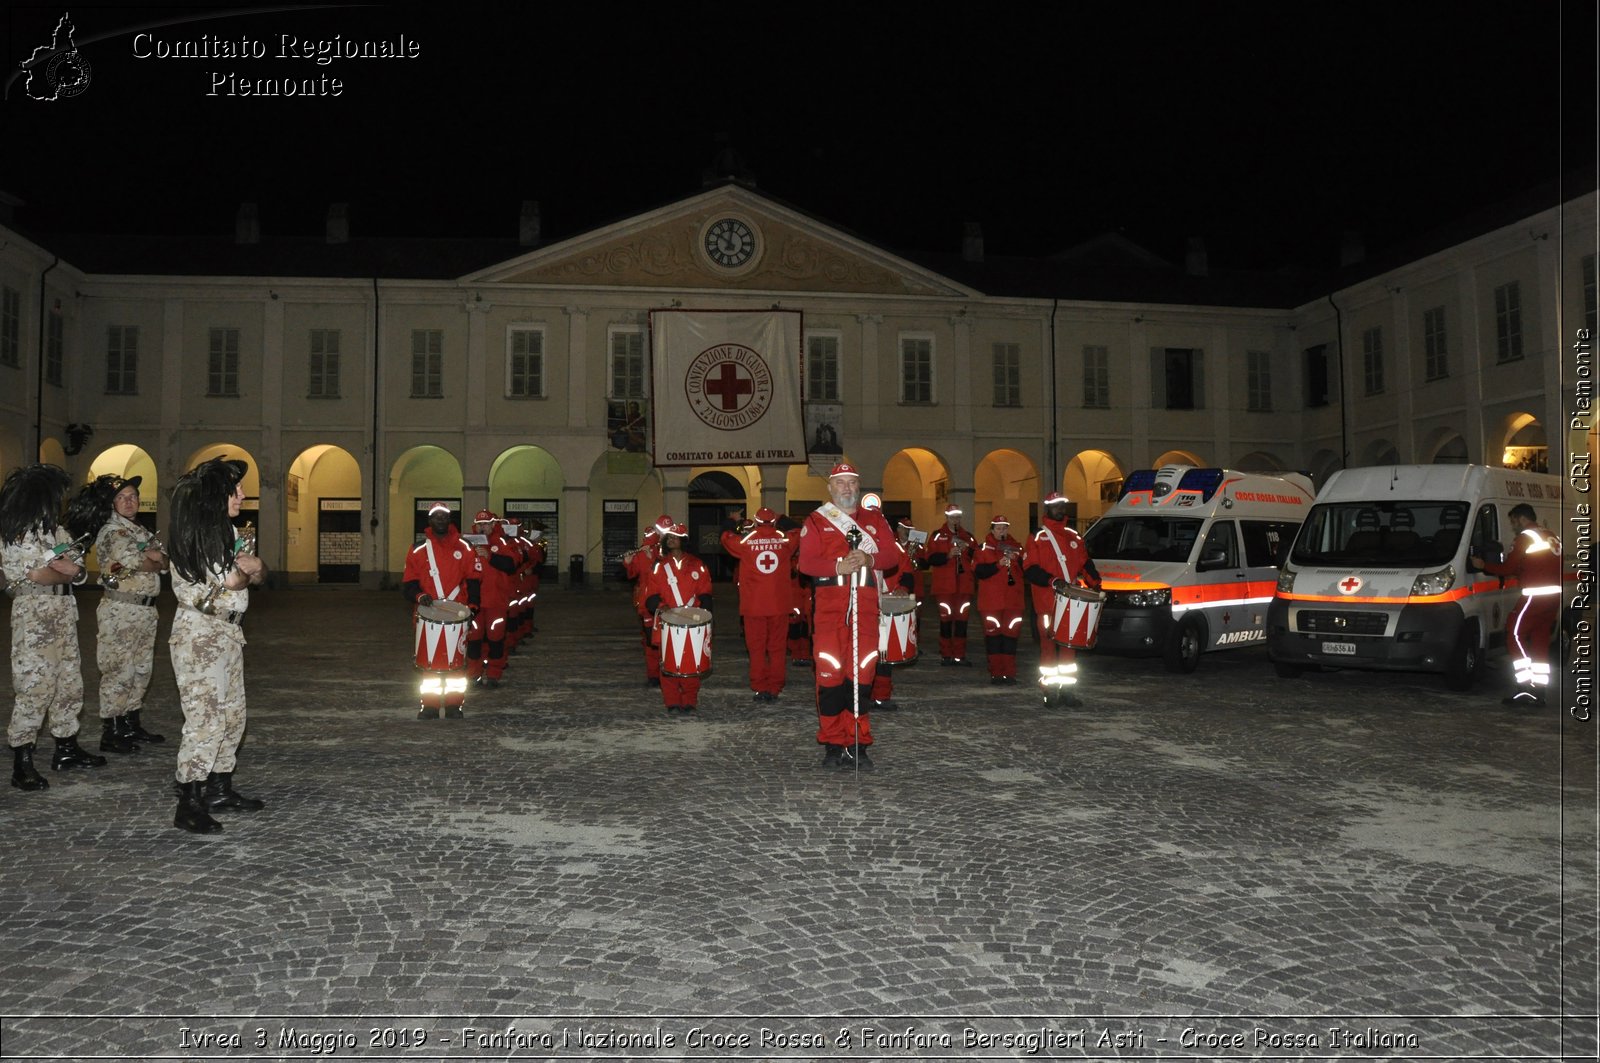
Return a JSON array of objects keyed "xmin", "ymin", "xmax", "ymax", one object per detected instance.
[
  {"xmin": 1152, "ymin": 448, "xmax": 1205, "ymax": 469},
  {"xmin": 488, "ymin": 445, "xmax": 565, "ymax": 578},
  {"xmin": 39, "ymin": 437, "xmax": 66, "ymax": 467},
  {"xmin": 1307, "ymin": 449, "xmax": 1341, "ymax": 491},
  {"xmin": 975, "ymin": 448, "xmax": 1040, "ymax": 532},
  {"xmin": 1420, "ymin": 427, "xmax": 1471, "ymax": 464},
  {"xmin": 88, "ymin": 444, "xmax": 160, "ymax": 532},
  {"xmin": 287, "ymin": 445, "xmax": 362, "ymax": 584},
  {"xmin": 585, "ymin": 451, "xmax": 664, "ymax": 584},
  {"xmin": 1499, "ymin": 413, "xmax": 1548, "ymax": 472},
  {"xmin": 387, "ymin": 445, "xmax": 464, "ymax": 578},
  {"xmin": 688, "ymin": 469, "xmax": 747, "ymax": 578},
  {"xmin": 1233, "ymin": 450, "xmax": 1286, "ymax": 472},
  {"xmin": 1063, "ymin": 449, "xmax": 1125, "ymax": 526},
  {"xmin": 882, "ymin": 447, "xmax": 950, "ymax": 535},
  {"xmin": 1358, "ymin": 439, "xmax": 1400, "ymax": 467}
]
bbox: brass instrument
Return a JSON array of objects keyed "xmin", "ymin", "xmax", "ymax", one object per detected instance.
[
  {"xmin": 196, "ymin": 522, "xmax": 256, "ymax": 616},
  {"xmin": 1000, "ymin": 542, "xmax": 1020, "ymax": 584},
  {"xmin": 102, "ymin": 531, "xmax": 163, "ymax": 590},
  {"xmin": 52, "ymin": 532, "xmax": 94, "ymax": 569}
]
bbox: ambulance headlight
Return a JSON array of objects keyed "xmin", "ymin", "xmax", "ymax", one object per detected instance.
[
  {"xmin": 1411, "ymin": 565, "xmax": 1455, "ymax": 597},
  {"xmin": 1122, "ymin": 587, "xmax": 1171, "ymax": 607},
  {"xmin": 1276, "ymin": 569, "xmax": 1296, "ymax": 594}
]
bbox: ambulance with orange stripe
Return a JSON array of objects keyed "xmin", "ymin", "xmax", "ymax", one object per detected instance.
[
  {"xmin": 1082, "ymin": 465, "xmax": 1314, "ymax": 672},
  {"xmin": 1266, "ymin": 464, "xmax": 1565, "ymax": 688}
]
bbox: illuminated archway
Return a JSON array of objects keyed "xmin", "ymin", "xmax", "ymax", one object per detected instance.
[
  {"xmin": 184, "ymin": 443, "xmax": 263, "ymax": 553},
  {"xmin": 87, "ymin": 443, "xmax": 160, "ymax": 531},
  {"xmin": 974, "ymin": 448, "xmax": 1040, "ymax": 531},
  {"xmin": 287, "ymin": 444, "xmax": 362, "ymax": 584},
  {"xmin": 882, "ymin": 447, "xmax": 950, "ymax": 534},
  {"xmin": 1063, "ymin": 449, "xmax": 1124, "ymax": 525},
  {"xmin": 1498, "ymin": 413, "xmax": 1547, "ymax": 473},
  {"xmin": 488, "ymin": 445, "xmax": 566, "ymax": 576}
]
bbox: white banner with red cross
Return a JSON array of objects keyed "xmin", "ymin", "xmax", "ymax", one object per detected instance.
[{"xmin": 649, "ymin": 309, "xmax": 805, "ymax": 468}]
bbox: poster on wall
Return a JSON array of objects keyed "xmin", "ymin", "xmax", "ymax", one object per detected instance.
[
  {"xmin": 649, "ymin": 309, "xmax": 805, "ymax": 467},
  {"xmin": 805, "ymin": 400, "xmax": 844, "ymax": 478}
]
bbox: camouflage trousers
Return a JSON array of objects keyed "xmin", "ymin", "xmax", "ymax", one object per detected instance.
[
  {"xmin": 97, "ymin": 599, "xmax": 158, "ymax": 719},
  {"xmin": 169, "ymin": 610, "xmax": 247, "ymax": 783},
  {"xmin": 6, "ymin": 596, "xmax": 85, "ymax": 746}
]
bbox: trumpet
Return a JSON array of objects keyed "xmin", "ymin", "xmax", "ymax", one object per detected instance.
[
  {"xmin": 51, "ymin": 533, "xmax": 94, "ymax": 569},
  {"xmin": 101, "ymin": 532, "xmax": 164, "ymax": 590},
  {"xmin": 196, "ymin": 522, "xmax": 256, "ymax": 616}
]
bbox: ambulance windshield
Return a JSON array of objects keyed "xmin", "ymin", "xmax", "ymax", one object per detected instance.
[
  {"xmin": 1083, "ymin": 516, "xmax": 1204, "ymax": 563},
  {"xmin": 1290, "ymin": 500, "xmax": 1467, "ymax": 567}
]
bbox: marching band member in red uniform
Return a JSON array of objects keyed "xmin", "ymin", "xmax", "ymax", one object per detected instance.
[
  {"xmin": 402, "ymin": 503, "xmax": 482, "ymax": 718},
  {"xmin": 625, "ymin": 514, "xmax": 674, "ymax": 687},
  {"xmin": 787, "ymin": 551, "xmax": 813, "ymax": 666},
  {"xmin": 973, "ymin": 514, "xmax": 1027, "ymax": 685},
  {"xmin": 926, "ymin": 503, "xmax": 977, "ymax": 665},
  {"xmin": 522, "ymin": 522, "xmax": 548, "ymax": 639},
  {"xmin": 469, "ymin": 510, "xmax": 517, "ymax": 688},
  {"xmin": 1470, "ymin": 502, "xmax": 1564, "ymax": 707},
  {"xmin": 643, "ymin": 524, "xmax": 713, "ymax": 715},
  {"xmin": 721, "ymin": 507, "xmax": 800, "ymax": 703},
  {"xmin": 867, "ymin": 515, "xmax": 918, "ymax": 713},
  {"xmin": 1023, "ymin": 492, "xmax": 1101, "ymax": 707},
  {"xmin": 798, "ymin": 463, "xmax": 904, "ymax": 769}
]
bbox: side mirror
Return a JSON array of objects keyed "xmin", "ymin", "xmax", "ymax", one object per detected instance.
[{"xmin": 1198, "ymin": 550, "xmax": 1229, "ymax": 571}]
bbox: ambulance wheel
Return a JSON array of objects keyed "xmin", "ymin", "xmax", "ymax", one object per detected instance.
[
  {"xmin": 1163, "ymin": 617, "xmax": 1204, "ymax": 674},
  {"xmin": 1443, "ymin": 621, "xmax": 1482, "ymax": 691}
]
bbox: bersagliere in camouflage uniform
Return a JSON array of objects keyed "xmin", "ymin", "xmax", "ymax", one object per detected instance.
[
  {"xmin": 68, "ymin": 474, "xmax": 169, "ymax": 754},
  {"xmin": 166, "ymin": 456, "xmax": 267, "ymax": 834},
  {"xmin": 2, "ymin": 464, "xmax": 107, "ymax": 791}
]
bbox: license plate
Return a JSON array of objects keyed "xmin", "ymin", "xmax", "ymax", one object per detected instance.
[{"xmin": 1321, "ymin": 641, "xmax": 1357, "ymax": 656}]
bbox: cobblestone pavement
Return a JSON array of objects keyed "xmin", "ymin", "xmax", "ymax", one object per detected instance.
[{"xmin": 0, "ymin": 586, "xmax": 1594, "ymax": 1062}]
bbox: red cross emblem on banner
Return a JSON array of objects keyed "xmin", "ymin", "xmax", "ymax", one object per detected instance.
[
  {"xmin": 1337, "ymin": 575, "xmax": 1363, "ymax": 594},
  {"xmin": 705, "ymin": 361, "xmax": 754, "ymax": 411}
]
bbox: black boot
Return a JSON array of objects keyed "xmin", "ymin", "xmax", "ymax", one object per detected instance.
[
  {"xmin": 203, "ymin": 771, "xmax": 264, "ymax": 813},
  {"xmin": 840, "ymin": 744, "xmax": 875, "ymax": 771},
  {"xmin": 820, "ymin": 744, "xmax": 843, "ymax": 769},
  {"xmin": 52, "ymin": 734, "xmax": 108, "ymax": 771},
  {"xmin": 99, "ymin": 717, "xmax": 139, "ymax": 754},
  {"xmin": 11, "ymin": 743, "xmax": 48, "ymax": 791},
  {"xmin": 174, "ymin": 781, "xmax": 222, "ymax": 834},
  {"xmin": 126, "ymin": 709, "xmax": 165, "ymax": 743}
]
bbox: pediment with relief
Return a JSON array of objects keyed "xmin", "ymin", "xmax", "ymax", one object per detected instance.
[{"xmin": 472, "ymin": 191, "xmax": 970, "ymax": 297}]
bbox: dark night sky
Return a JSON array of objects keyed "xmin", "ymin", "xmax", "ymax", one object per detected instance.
[{"xmin": 0, "ymin": 2, "xmax": 1594, "ymax": 271}]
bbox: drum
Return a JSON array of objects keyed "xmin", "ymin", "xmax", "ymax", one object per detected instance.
[
  {"xmin": 415, "ymin": 599, "xmax": 473, "ymax": 671},
  {"xmin": 878, "ymin": 594, "xmax": 919, "ymax": 664},
  {"xmin": 659, "ymin": 606, "xmax": 713, "ymax": 678},
  {"xmin": 1051, "ymin": 583, "xmax": 1105, "ymax": 649}
]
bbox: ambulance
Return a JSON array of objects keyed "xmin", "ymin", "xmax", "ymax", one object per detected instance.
[
  {"xmin": 1082, "ymin": 465, "xmax": 1315, "ymax": 672},
  {"xmin": 1266, "ymin": 463, "xmax": 1566, "ymax": 688}
]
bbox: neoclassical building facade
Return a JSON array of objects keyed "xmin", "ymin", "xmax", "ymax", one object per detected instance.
[{"xmin": 0, "ymin": 182, "xmax": 1592, "ymax": 586}]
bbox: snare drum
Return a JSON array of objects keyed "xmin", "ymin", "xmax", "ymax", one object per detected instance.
[
  {"xmin": 659, "ymin": 606, "xmax": 713, "ymax": 678},
  {"xmin": 878, "ymin": 594, "xmax": 919, "ymax": 664},
  {"xmin": 1051, "ymin": 584, "xmax": 1105, "ymax": 649},
  {"xmin": 415, "ymin": 599, "xmax": 473, "ymax": 672}
]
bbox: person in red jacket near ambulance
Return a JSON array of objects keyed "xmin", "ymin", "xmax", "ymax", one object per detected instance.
[
  {"xmin": 644, "ymin": 524, "xmax": 713, "ymax": 715},
  {"xmin": 1023, "ymin": 492, "xmax": 1101, "ymax": 707},
  {"xmin": 797, "ymin": 462, "xmax": 904, "ymax": 770},
  {"xmin": 926, "ymin": 503, "xmax": 977, "ymax": 665},
  {"xmin": 1469, "ymin": 502, "xmax": 1564, "ymax": 707},
  {"xmin": 973, "ymin": 514, "xmax": 1027, "ymax": 685},
  {"xmin": 721, "ymin": 507, "xmax": 800, "ymax": 703}
]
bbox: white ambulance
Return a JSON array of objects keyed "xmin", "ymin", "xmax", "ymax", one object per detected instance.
[
  {"xmin": 1082, "ymin": 465, "xmax": 1315, "ymax": 672},
  {"xmin": 1266, "ymin": 463, "xmax": 1566, "ymax": 688}
]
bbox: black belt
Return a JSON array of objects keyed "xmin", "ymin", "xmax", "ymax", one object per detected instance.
[
  {"xmin": 813, "ymin": 576, "xmax": 842, "ymax": 587},
  {"xmin": 186, "ymin": 604, "xmax": 244, "ymax": 625},
  {"xmin": 103, "ymin": 589, "xmax": 158, "ymax": 608}
]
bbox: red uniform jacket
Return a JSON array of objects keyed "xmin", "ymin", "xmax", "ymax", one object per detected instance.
[
  {"xmin": 401, "ymin": 525, "xmax": 482, "ymax": 607},
  {"xmin": 644, "ymin": 553, "xmax": 713, "ymax": 619},
  {"xmin": 974, "ymin": 532, "xmax": 1027, "ymax": 613},
  {"xmin": 1480, "ymin": 525, "xmax": 1564, "ymax": 593},
  {"xmin": 1022, "ymin": 518, "xmax": 1098, "ymax": 616},
  {"xmin": 926, "ymin": 524, "xmax": 977, "ymax": 597},
  {"xmin": 721, "ymin": 525, "xmax": 800, "ymax": 616}
]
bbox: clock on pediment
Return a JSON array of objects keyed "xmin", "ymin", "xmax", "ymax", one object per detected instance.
[{"xmin": 698, "ymin": 214, "xmax": 761, "ymax": 273}]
